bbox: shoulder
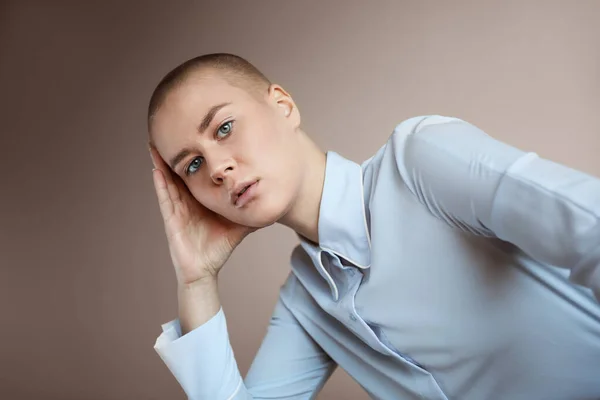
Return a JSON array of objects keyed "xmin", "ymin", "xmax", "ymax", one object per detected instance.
[
  {"xmin": 360, "ymin": 115, "xmax": 476, "ymax": 193},
  {"xmin": 361, "ymin": 114, "xmax": 469, "ymax": 167},
  {"xmin": 391, "ymin": 114, "xmax": 468, "ymax": 141}
]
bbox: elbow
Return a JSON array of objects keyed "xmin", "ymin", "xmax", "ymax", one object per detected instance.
[{"xmin": 568, "ymin": 222, "xmax": 600, "ymax": 300}]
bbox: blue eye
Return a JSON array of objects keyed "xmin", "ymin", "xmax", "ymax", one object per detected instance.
[
  {"xmin": 185, "ymin": 121, "xmax": 234, "ymax": 176},
  {"xmin": 216, "ymin": 120, "xmax": 233, "ymax": 139},
  {"xmin": 185, "ymin": 156, "xmax": 204, "ymax": 176}
]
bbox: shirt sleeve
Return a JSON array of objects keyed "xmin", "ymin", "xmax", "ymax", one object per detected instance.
[
  {"xmin": 390, "ymin": 115, "xmax": 600, "ymax": 301},
  {"xmin": 154, "ymin": 283, "xmax": 336, "ymax": 399}
]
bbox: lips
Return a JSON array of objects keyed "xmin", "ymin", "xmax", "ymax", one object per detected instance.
[
  {"xmin": 238, "ymin": 185, "xmax": 250, "ymax": 196},
  {"xmin": 234, "ymin": 180, "xmax": 258, "ymax": 208},
  {"xmin": 235, "ymin": 184, "xmax": 251, "ymax": 202}
]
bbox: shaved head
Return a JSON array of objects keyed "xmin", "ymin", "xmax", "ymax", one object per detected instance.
[
  {"xmin": 145, "ymin": 51, "xmax": 325, "ymax": 232},
  {"xmin": 147, "ymin": 53, "xmax": 272, "ymax": 137}
]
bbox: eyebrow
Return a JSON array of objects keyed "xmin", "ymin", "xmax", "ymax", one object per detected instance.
[{"xmin": 168, "ymin": 101, "xmax": 232, "ymax": 170}]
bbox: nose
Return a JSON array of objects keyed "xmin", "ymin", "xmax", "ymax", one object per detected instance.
[{"xmin": 210, "ymin": 159, "xmax": 235, "ymax": 185}]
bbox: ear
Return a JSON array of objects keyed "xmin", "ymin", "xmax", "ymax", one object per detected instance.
[{"xmin": 268, "ymin": 84, "xmax": 301, "ymax": 128}]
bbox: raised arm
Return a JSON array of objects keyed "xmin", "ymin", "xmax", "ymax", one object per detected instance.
[
  {"xmin": 391, "ymin": 115, "xmax": 600, "ymax": 300},
  {"xmin": 149, "ymin": 144, "xmax": 336, "ymax": 399}
]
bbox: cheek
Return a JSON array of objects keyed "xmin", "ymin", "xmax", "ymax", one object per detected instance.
[
  {"xmin": 189, "ymin": 185, "xmax": 221, "ymax": 213},
  {"xmin": 247, "ymin": 116, "xmax": 288, "ymax": 152}
]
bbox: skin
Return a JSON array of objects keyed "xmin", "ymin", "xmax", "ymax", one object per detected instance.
[{"xmin": 149, "ymin": 71, "xmax": 327, "ymax": 245}]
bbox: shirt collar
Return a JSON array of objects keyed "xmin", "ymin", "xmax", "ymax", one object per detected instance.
[{"xmin": 299, "ymin": 151, "xmax": 372, "ymax": 269}]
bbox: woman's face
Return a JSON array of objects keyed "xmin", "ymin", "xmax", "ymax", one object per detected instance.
[{"xmin": 149, "ymin": 74, "xmax": 305, "ymax": 228}]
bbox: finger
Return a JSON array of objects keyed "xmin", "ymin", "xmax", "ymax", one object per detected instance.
[
  {"xmin": 149, "ymin": 144, "xmax": 168, "ymax": 170},
  {"xmin": 152, "ymin": 167, "xmax": 174, "ymax": 222},
  {"xmin": 149, "ymin": 145, "xmax": 182, "ymax": 205}
]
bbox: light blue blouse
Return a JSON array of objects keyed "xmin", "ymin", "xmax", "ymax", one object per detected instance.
[{"xmin": 154, "ymin": 115, "xmax": 600, "ymax": 399}]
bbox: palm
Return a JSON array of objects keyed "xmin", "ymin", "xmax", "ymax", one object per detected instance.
[{"xmin": 166, "ymin": 188, "xmax": 248, "ymax": 284}]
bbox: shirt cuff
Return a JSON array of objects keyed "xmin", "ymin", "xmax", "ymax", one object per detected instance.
[{"xmin": 153, "ymin": 307, "xmax": 244, "ymax": 399}]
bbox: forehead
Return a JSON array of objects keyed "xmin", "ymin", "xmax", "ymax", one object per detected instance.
[
  {"xmin": 151, "ymin": 75, "xmax": 252, "ymax": 148},
  {"xmin": 165, "ymin": 75, "xmax": 250, "ymax": 119}
]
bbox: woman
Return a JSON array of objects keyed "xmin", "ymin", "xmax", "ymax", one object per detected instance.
[{"xmin": 148, "ymin": 53, "xmax": 600, "ymax": 399}]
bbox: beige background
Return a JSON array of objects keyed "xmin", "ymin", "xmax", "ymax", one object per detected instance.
[{"xmin": 1, "ymin": 1, "xmax": 598, "ymax": 399}]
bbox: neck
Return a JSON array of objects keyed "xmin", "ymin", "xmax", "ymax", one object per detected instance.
[{"xmin": 277, "ymin": 131, "xmax": 327, "ymax": 244}]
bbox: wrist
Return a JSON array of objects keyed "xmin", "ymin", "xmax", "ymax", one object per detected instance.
[
  {"xmin": 183, "ymin": 275, "xmax": 217, "ymax": 288},
  {"xmin": 177, "ymin": 272, "xmax": 219, "ymax": 290},
  {"xmin": 177, "ymin": 277, "xmax": 221, "ymax": 335}
]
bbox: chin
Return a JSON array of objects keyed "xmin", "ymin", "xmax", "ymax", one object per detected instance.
[
  {"xmin": 244, "ymin": 206, "xmax": 285, "ymax": 228},
  {"xmin": 238, "ymin": 194, "xmax": 291, "ymax": 229}
]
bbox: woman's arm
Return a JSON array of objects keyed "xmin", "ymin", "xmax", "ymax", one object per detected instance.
[
  {"xmin": 391, "ymin": 115, "xmax": 600, "ymax": 300},
  {"xmin": 154, "ymin": 273, "xmax": 337, "ymax": 399}
]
